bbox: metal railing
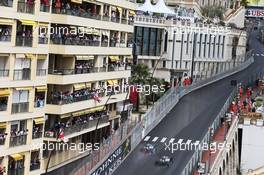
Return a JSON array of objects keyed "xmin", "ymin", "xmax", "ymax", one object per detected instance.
[
  {"xmin": 30, "ymin": 162, "xmax": 40, "ymax": 171},
  {"xmin": 0, "ymin": 0, "xmax": 13, "ymax": 7},
  {"xmin": 63, "ymin": 116, "xmax": 109, "ymax": 136},
  {"xmin": 0, "ymin": 138, "xmax": 5, "ymax": 145},
  {"xmin": 16, "ymin": 36, "xmax": 33, "ymax": 47},
  {"xmin": 32, "ymin": 132, "xmax": 42, "ymax": 139},
  {"xmin": 0, "ymin": 35, "xmax": 11, "ymax": 42},
  {"xmin": 0, "ymin": 103, "xmax": 7, "ymax": 111},
  {"xmin": 17, "ymin": 1, "xmax": 34, "ymax": 14},
  {"xmin": 40, "ymin": 4, "xmax": 50, "ymax": 12},
  {"xmin": 36, "ymin": 69, "xmax": 47, "ymax": 76},
  {"xmin": 8, "ymin": 167, "xmax": 24, "ymax": 175},
  {"xmin": 39, "ymin": 37, "xmax": 48, "ymax": 44},
  {"xmin": 0, "ymin": 69, "xmax": 9, "ymax": 77},
  {"xmin": 9, "ymin": 135, "xmax": 27, "ymax": 147},
  {"xmin": 101, "ymin": 41, "xmax": 108, "ymax": 47},
  {"xmin": 13, "ymin": 69, "xmax": 31, "ymax": 80},
  {"xmin": 11, "ymin": 102, "xmax": 29, "ymax": 114},
  {"xmin": 50, "ymin": 37, "xmax": 100, "ymax": 46}
]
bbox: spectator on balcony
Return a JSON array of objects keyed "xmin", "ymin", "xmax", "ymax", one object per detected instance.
[
  {"xmin": 0, "ymin": 166, "xmax": 6, "ymax": 174},
  {"xmin": 55, "ymin": 0, "xmax": 61, "ymax": 13}
]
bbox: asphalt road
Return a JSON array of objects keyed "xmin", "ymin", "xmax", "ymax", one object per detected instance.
[{"xmin": 113, "ymin": 31, "xmax": 264, "ymax": 175}]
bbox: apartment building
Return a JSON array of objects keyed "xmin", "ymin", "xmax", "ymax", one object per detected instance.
[
  {"xmin": 0, "ymin": 0, "xmax": 135, "ymax": 174},
  {"xmin": 133, "ymin": 15, "xmax": 247, "ymax": 83}
]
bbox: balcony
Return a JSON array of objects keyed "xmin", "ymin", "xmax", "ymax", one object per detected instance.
[
  {"xmin": 0, "ymin": 70, "xmax": 9, "ymax": 78},
  {"xmin": 0, "ymin": 137, "xmax": 5, "ymax": 145},
  {"xmin": 40, "ymin": 4, "xmax": 50, "ymax": 12},
  {"xmin": 32, "ymin": 131, "xmax": 42, "ymax": 139},
  {"xmin": 50, "ymin": 37, "xmax": 100, "ymax": 46},
  {"xmin": 0, "ymin": 0, "xmax": 13, "ymax": 7},
  {"xmin": 13, "ymin": 69, "xmax": 31, "ymax": 80},
  {"xmin": 17, "ymin": 1, "xmax": 34, "ymax": 14},
  {"xmin": 45, "ymin": 115, "xmax": 109, "ymax": 138},
  {"xmin": 16, "ymin": 36, "xmax": 33, "ymax": 47},
  {"xmin": 36, "ymin": 69, "xmax": 47, "ymax": 76},
  {"xmin": 38, "ymin": 37, "xmax": 48, "ymax": 44},
  {"xmin": 0, "ymin": 35, "xmax": 11, "ymax": 42},
  {"xmin": 47, "ymin": 67, "xmax": 130, "ymax": 85},
  {"xmin": 8, "ymin": 167, "xmax": 24, "ymax": 175},
  {"xmin": 30, "ymin": 161, "xmax": 40, "ymax": 171},
  {"xmin": 11, "ymin": 102, "xmax": 29, "ymax": 114},
  {"xmin": 9, "ymin": 135, "xmax": 27, "ymax": 147}
]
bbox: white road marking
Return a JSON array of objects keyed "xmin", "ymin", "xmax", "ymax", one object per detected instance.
[
  {"xmin": 256, "ymin": 54, "xmax": 260, "ymax": 56},
  {"xmin": 152, "ymin": 137, "xmax": 159, "ymax": 142},
  {"xmin": 144, "ymin": 136, "xmax": 150, "ymax": 141},
  {"xmin": 169, "ymin": 138, "xmax": 175, "ymax": 143},
  {"xmin": 261, "ymin": 54, "xmax": 264, "ymax": 56},
  {"xmin": 160, "ymin": 137, "xmax": 167, "ymax": 143},
  {"xmin": 186, "ymin": 140, "xmax": 192, "ymax": 145},
  {"xmin": 177, "ymin": 139, "xmax": 183, "ymax": 144}
]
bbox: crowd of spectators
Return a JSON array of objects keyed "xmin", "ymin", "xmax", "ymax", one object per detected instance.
[
  {"xmin": 0, "ymin": 27, "xmax": 11, "ymax": 42},
  {"xmin": 50, "ymin": 31, "xmax": 100, "ymax": 46},
  {"xmin": 10, "ymin": 129, "xmax": 28, "ymax": 138},
  {"xmin": 47, "ymin": 110, "xmax": 108, "ymax": 134},
  {"xmin": 35, "ymin": 94, "xmax": 45, "ymax": 108},
  {"xmin": 32, "ymin": 125, "xmax": 42, "ymax": 139},
  {"xmin": 50, "ymin": 88, "xmax": 105, "ymax": 105},
  {"xmin": 0, "ymin": 132, "xmax": 7, "ymax": 145},
  {"xmin": 75, "ymin": 61, "xmax": 95, "ymax": 73}
]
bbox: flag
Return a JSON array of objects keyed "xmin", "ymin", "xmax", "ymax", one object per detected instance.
[
  {"xmin": 93, "ymin": 92, "xmax": 101, "ymax": 103},
  {"xmin": 58, "ymin": 129, "xmax": 69, "ymax": 142}
]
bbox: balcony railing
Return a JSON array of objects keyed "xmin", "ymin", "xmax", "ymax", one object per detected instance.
[
  {"xmin": 0, "ymin": 103, "xmax": 7, "ymax": 111},
  {"xmin": 64, "ymin": 115, "xmax": 109, "ymax": 136},
  {"xmin": 13, "ymin": 69, "xmax": 31, "ymax": 80},
  {"xmin": 102, "ymin": 16, "xmax": 110, "ymax": 21},
  {"xmin": 0, "ymin": 0, "xmax": 13, "ymax": 7},
  {"xmin": 50, "ymin": 37, "xmax": 100, "ymax": 46},
  {"xmin": 11, "ymin": 102, "xmax": 29, "ymax": 114},
  {"xmin": 17, "ymin": 1, "xmax": 34, "ymax": 14},
  {"xmin": 16, "ymin": 36, "xmax": 33, "ymax": 47},
  {"xmin": 0, "ymin": 69, "xmax": 9, "ymax": 77},
  {"xmin": 45, "ymin": 115, "xmax": 109, "ymax": 138},
  {"xmin": 32, "ymin": 131, "xmax": 42, "ymax": 139},
  {"xmin": 40, "ymin": 4, "xmax": 50, "ymax": 12},
  {"xmin": 9, "ymin": 135, "xmax": 27, "ymax": 147},
  {"xmin": 38, "ymin": 37, "xmax": 48, "ymax": 44},
  {"xmin": 8, "ymin": 167, "xmax": 24, "ymax": 175},
  {"xmin": 30, "ymin": 161, "xmax": 40, "ymax": 171},
  {"xmin": 0, "ymin": 35, "xmax": 11, "ymax": 42},
  {"xmin": 36, "ymin": 69, "xmax": 47, "ymax": 76},
  {"xmin": 48, "ymin": 67, "xmax": 106, "ymax": 75},
  {"xmin": 0, "ymin": 138, "xmax": 6, "ymax": 145},
  {"xmin": 101, "ymin": 41, "xmax": 108, "ymax": 47}
]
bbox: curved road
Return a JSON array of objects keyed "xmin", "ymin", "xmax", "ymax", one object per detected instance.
[{"xmin": 113, "ymin": 31, "xmax": 264, "ymax": 175}]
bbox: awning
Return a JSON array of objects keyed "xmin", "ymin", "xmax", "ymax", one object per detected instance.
[
  {"xmin": 0, "ymin": 89, "xmax": 10, "ymax": 97},
  {"xmin": 74, "ymin": 83, "xmax": 86, "ymax": 91},
  {"xmin": 107, "ymin": 80, "xmax": 118, "ymax": 85},
  {"xmin": 129, "ymin": 10, "xmax": 136, "ymax": 16},
  {"xmin": 85, "ymin": 82, "xmax": 92, "ymax": 88},
  {"xmin": 34, "ymin": 117, "xmax": 45, "ymax": 125},
  {"xmin": 25, "ymin": 54, "xmax": 35, "ymax": 59},
  {"xmin": 20, "ymin": 20, "xmax": 36, "ymax": 26},
  {"xmin": 71, "ymin": 0, "xmax": 82, "ymax": 4},
  {"xmin": 10, "ymin": 154, "xmax": 23, "ymax": 161},
  {"xmin": 72, "ymin": 106, "xmax": 104, "ymax": 117},
  {"xmin": 76, "ymin": 56, "xmax": 94, "ymax": 60},
  {"xmin": 15, "ymin": 87, "xmax": 32, "ymax": 91},
  {"xmin": 60, "ymin": 113, "xmax": 72, "ymax": 119},
  {"xmin": 37, "ymin": 55, "xmax": 47, "ymax": 60},
  {"xmin": 38, "ymin": 22, "xmax": 49, "ymax": 27},
  {"xmin": 109, "ymin": 56, "xmax": 120, "ymax": 62},
  {"xmin": 0, "ymin": 122, "xmax": 6, "ymax": 129},
  {"xmin": 36, "ymin": 86, "xmax": 47, "ymax": 92},
  {"xmin": 0, "ymin": 53, "xmax": 9, "ymax": 57},
  {"xmin": 117, "ymin": 7, "xmax": 122, "ymax": 12},
  {"xmin": 126, "ymin": 55, "xmax": 133, "ymax": 60},
  {"xmin": 0, "ymin": 18, "xmax": 13, "ymax": 26}
]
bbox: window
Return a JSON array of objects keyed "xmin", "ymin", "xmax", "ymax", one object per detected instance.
[
  {"xmin": 222, "ymin": 36, "xmax": 225, "ymax": 58},
  {"xmin": 12, "ymin": 90, "xmax": 29, "ymax": 103},
  {"xmin": 149, "ymin": 28, "xmax": 157, "ymax": 56},
  {"xmin": 204, "ymin": 34, "xmax": 207, "ymax": 58},
  {"xmin": 199, "ymin": 34, "xmax": 202, "ymax": 57},
  {"xmin": 186, "ymin": 33, "xmax": 190, "ymax": 54},
  {"xmin": 185, "ymin": 61, "xmax": 188, "ymax": 69},
  {"xmin": 208, "ymin": 34, "xmax": 212, "ymax": 58},
  {"xmin": 151, "ymin": 60, "xmax": 155, "ymax": 68},
  {"xmin": 163, "ymin": 61, "xmax": 166, "ymax": 68},
  {"xmin": 218, "ymin": 35, "xmax": 221, "ymax": 58},
  {"xmin": 213, "ymin": 36, "xmax": 216, "ymax": 58},
  {"xmin": 142, "ymin": 28, "xmax": 150, "ymax": 55},
  {"xmin": 164, "ymin": 31, "xmax": 168, "ymax": 52}
]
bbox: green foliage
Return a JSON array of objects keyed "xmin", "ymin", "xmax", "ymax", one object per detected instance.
[
  {"xmin": 241, "ymin": 0, "xmax": 249, "ymax": 7},
  {"xmin": 201, "ymin": 5, "xmax": 225, "ymax": 20},
  {"xmin": 130, "ymin": 64, "xmax": 151, "ymax": 85}
]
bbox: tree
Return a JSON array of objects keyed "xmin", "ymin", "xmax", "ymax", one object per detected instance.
[
  {"xmin": 201, "ymin": 5, "xmax": 225, "ymax": 20},
  {"xmin": 241, "ymin": 0, "xmax": 249, "ymax": 7}
]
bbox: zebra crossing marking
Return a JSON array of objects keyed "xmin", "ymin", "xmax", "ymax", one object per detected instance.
[
  {"xmin": 144, "ymin": 136, "xmax": 151, "ymax": 141},
  {"xmin": 152, "ymin": 137, "xmax": 159, "ymax": 142},
  {"xmin": 169, "ymin": 138, "xmax": 175, "ymax": 143},
  {"xmin": 256, "ymin": 54, "xmax": 260, "ymax": 56},
  {"xmin": 160, "ymin": 137, "xmax": 167, "ymax": 143}
]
